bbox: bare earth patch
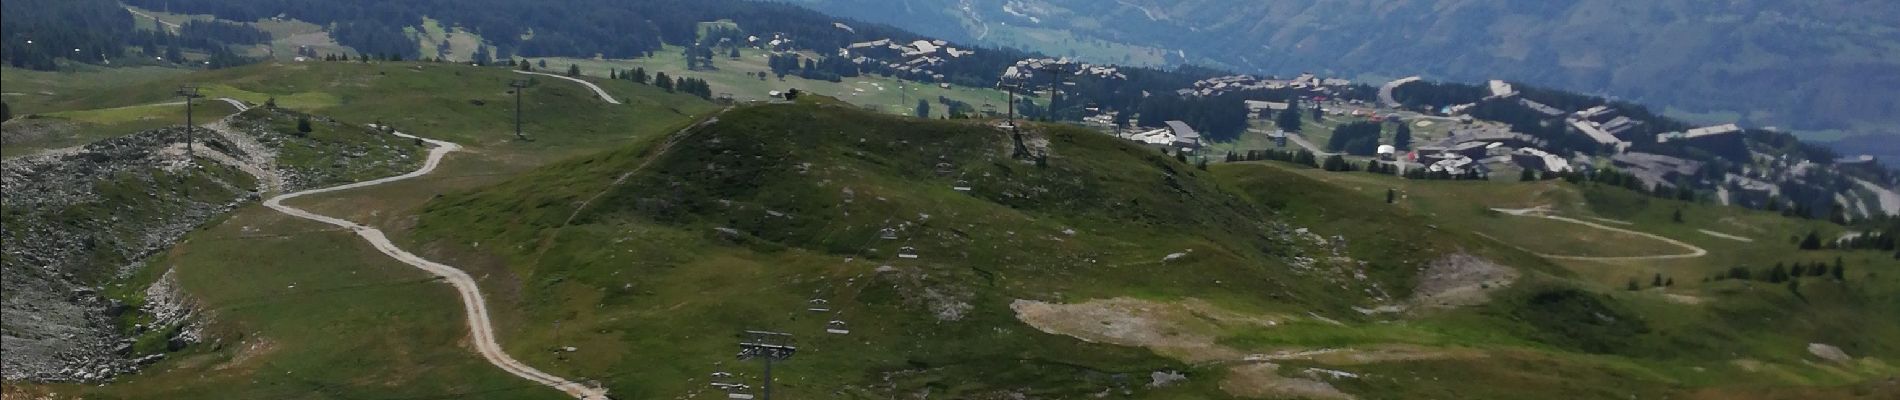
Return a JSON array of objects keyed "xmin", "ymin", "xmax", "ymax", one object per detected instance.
[
  {"xmin": 1220, "ymin": 362, "xmax": 1355, "ymax": 400},
  {"xmin": 1012, "ymin": 298, "xmax": 1479, "ymax": 399},
  {"xmin": 1410, "ymin": 253, "xmax": 1519, "ymax": 309},
  {"xmin": 1009, "ymin": 297, "xmax": 1282, "ymax": 363}
]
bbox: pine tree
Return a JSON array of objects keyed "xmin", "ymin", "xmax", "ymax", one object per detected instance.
[
  {"xmin": 1626, "ymin": 278, "xmax": 1640, "ymax": 291},
  {"xmin": 1395, "ymin": 123, "xmax": 1413, "ymax": 150},
  {"xmin": 1672, "ymin": 209, "xmax": 1684, "ymax": 223},
  {"xmin": 1652, "ymin": 273, "xmax": 1663, "ymax": 287},
  {"xmin": 1, "ymin": 100, "xmax": 10, "ymax": 122},
  {"xmin": 1520, "ymin": 168, "xmax": 1538, "ymax": 182},
  {"xmin": 1276, "ymin": 104, "xmax": 1303, "ymax": 132},
  {"xmin": 296, "ymin": 116, "xmax": 313, "ymax": 134},
  {"xmin": 1800, "ymin": 230, "xmax": 1823, "ymax": 250},
  {"xmin": 1387, "ymin": 188, "xmax": 1397, "ymax": 204},
  {"xmin": 654, "ymin": 72, "xmax": 673, "ymax": 92},
  {"xmin": 1832, "ymin": 257, "xmax": 1845, "ymax": 280},
  {"xmin": 915, "ymin": 99, "xmax": 930, "ymax": 118},
  {"xmin": 567, "ymin": 64, "xmax": 581, "ymax": 77}
]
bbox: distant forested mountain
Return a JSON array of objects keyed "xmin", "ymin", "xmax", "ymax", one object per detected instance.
[
  {"xmin": 2, "ymin": 0, "xmax": 259, "ymax": 69},
  {"xmin": 785, "ymin": 0, "xmax": 1900, "ymax": 142}
]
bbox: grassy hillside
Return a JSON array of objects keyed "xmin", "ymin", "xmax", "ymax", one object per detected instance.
[
  {"xmin": 7, "ymin": 61, "xmax": 1894, "ymax": 398},
  {"xmin": 1216, "ymin": 161, "xmax": 1900, "ymax": 395},
  {"xmin": 396, "ymin": 99, "xmax": 1897, "ymax": 398},
  {"xmin": 3, "ymin": 61, "xmax": 721, "ymax": 397}
]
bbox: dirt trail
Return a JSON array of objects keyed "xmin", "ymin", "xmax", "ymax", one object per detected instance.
[
  {"xmin": 256, "ymin": 130, "xmax": 608, "ymax": 399},
  {"xmin": 1491, "ymin": 206, "xmax": 1707, "ymax": 261},
  {"xmin": 514, "ymin": 70, "xmax": 622, "ymax": 104}
]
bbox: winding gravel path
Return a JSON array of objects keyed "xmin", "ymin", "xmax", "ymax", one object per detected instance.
[
  {"xmin": 1491, "ymin": 207, "xmax": 1708, "ymax": 261},
  {"xmin": 514, "ymin": 70, "xmax": 622, "ymax": 105},
  {"xmin": 213, "ymin": 97, "xmax": 250, "ymax": 112},
  {"xmin": 262, "ymin": 131, "xmax": 608, "ymax": 399}
]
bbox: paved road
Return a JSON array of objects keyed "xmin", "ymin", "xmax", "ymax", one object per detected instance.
[
  {"xmin": 1491, "ymin": 207, "xmax": 1707, "ymax": 261},
  {"xmin": 261, "ymin": 130, "xmax": 609, "ymax": 400},
  {"xmin": 1379, "ymin": 76, "xmax": 1421, "ymax": 108},
  {"xmin": 514, "ymin": 70, "xmax": 622, "ymax": 105}
]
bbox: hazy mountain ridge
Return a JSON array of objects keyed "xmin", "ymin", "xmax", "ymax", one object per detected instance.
[{"xmin": 786, "ymin": 0, "xmax": 1900, "ymax": 141}]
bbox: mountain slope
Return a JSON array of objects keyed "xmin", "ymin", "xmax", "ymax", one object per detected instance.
[
  {"xmin": 396, "ymin": 98, "xmax": 1897, "ymax": 398},
  {"xmin": 787, "ymin": 0, "xmax": 1900, "ymax": 140}
]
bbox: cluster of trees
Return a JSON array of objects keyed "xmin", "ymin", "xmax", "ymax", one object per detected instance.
[
  {"xmin": 1276, "ymin": 99, "xmax": 1303, "ymax": 132},
  {"xmin": 1711, "ymin": 258, "xmax": 1846, "ymax": 284},
  {"xmin": 765, "ymin": 53, "xmax": 857, "ymax": 82},
  {"xmin": 682, "ymin": 44, "xmax": 719, "ymax": 71},
  {"xmin": 329, "ymin": 20, "xmax": 419, "ymax": 61},
  {"xmin": 1403, "ymin": 166, "xmax": 1488, "ymax": 181},
  {"xmin": 936, "ymin": 96, "xmax": 975, "ymax": 119},
  {"xmin": 1836, "ymin": 217, "xmax": 1898, "ymax": 256},
  {"xmin": 1320, "ymin": 155, "xmax": 1357, "ymax": 172},
  {"xmin": 1625, "ymin": 273, "xmax": 1676, "ymax": 291},
  {"xmin": 610, "ymin": 67, "xmax": 651, "ymax": 84},
  {"xmin": 1133, "ymin": 93, "xmax": 1252, "ymax": 141},
  {"xmin": 1555, "ymin": 167, "xmax": 1699, "ymax": 202},
  {"xmin": 1227, "ymin": 148, "xmax": 1319, "ymax": 168},
  {"xmin": 1327, "ymin": 121, "xmax": 1384, "ymax": 155},
  {"xmin": 1363, "ymin": 161, "xmax": 1402, "ymax": 175},
  {"xmin": 1390, "ymin": 81, "xmax": 1487, "ymax": 110}
]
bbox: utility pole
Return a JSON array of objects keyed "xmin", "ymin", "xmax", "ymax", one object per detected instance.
[
  {"xmin": 510, "ymin": 79, "xmax": 529, "ymax": 141},
  {"xmin": 177, "ymin": 86, "xmax": 200, "ymax": 159},
  {"xmin": 737, "ymin": 330, "xmax": 795, "ymax": 400}
]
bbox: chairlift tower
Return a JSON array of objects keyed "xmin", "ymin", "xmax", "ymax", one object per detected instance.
[
  {"xmin": 1028, "ymin": 60, "xmax": 1078, "ymax": 110},
  {"xmin": 176, "ymin": 86, "xmax": 202, "ymax": 160},
  {"xmin": 737, "ymin": 330, "xmax": 796, "ymax": 400},
  {"xmin": 510, "ymin": 79, "xmax": 530, "ymax": 140},
  {"xmin": 997, "ymin": 81, "xmax": 1022, "ymax": 126}
]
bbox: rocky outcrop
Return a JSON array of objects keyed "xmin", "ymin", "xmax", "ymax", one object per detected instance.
[
  {"xmin": 2, "ymin": 128, "xmax": 254, "ymax": 382},
  {"xmin": 2, "ymin": 110, "xmax": 423, "ymax": 382}
]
